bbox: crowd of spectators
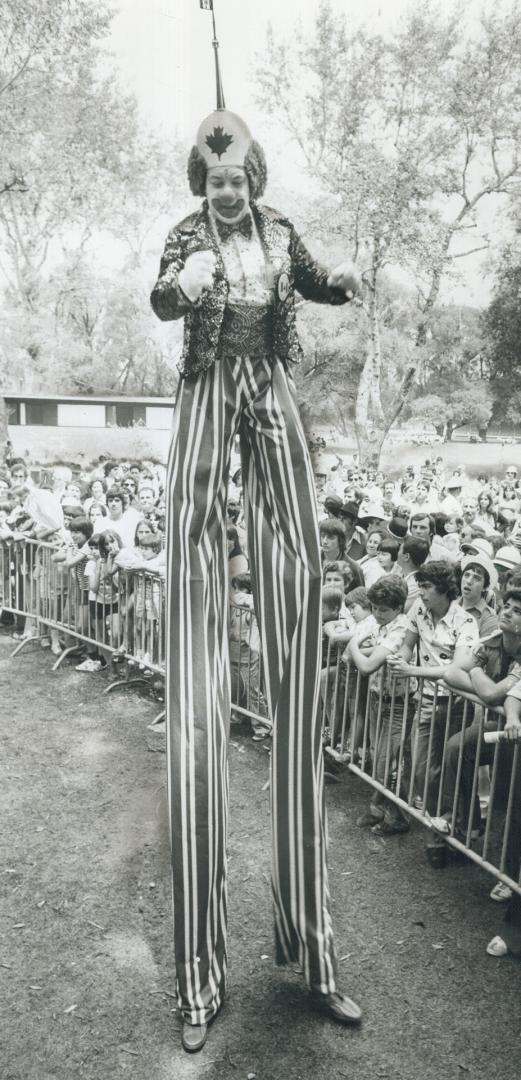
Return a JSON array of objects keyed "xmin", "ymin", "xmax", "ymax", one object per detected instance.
[
  {"xmin": 0, "ymin": 453, "xmax": 166, "ymax": 671},
  {"xmin": 1, "ymin": 443, "xmax": 520, "ymax": 958},
  {"xmin": 309, "ymin": 453, "xmax": 521, "ymax": 962}
]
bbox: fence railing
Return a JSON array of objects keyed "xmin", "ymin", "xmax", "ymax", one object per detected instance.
[
  {"xmin": 320, "ymin": 638, "xmax": 521, "ymax": 897},
  {"xmin": 1, "ymin": 536, "xmax": 519, "ymax": 896}
]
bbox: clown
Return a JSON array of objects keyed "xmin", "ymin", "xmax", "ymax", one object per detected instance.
[{"xmin": 151, "ymin": 103, "xmax": 362, "ymax": 1053}]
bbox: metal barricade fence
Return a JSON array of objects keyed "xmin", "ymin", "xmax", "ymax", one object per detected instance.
[
  {"xmin": 320, "ymin": 638, "xmax": 521, "ymax": 897},
  {"xmin": 0, "ymin": 537, "xmax": 166, "ymax": 682},
  {"xmin": 2, "ymin": 535, "xmax": 519, "ymax": 898}
]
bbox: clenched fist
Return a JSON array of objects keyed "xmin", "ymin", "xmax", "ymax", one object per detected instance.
[
  {"xmin": 178, "ymin": 250, "xmax": 216, "ymax": 302},
  {"xmin": 327, "ymin": 261, "xmax": 362, "ymax": 300}
]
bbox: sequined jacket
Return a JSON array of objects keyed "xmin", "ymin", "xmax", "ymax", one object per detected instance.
[{"xmin": 150, "ymin": 201, "xmax": 348, "ymax": 378}]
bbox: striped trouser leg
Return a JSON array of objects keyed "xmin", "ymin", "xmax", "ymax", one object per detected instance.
[
  {"xmin": 165, "ymin": 357, "xmax": 243, "ymax": 1025},
  {"xmin": 240, "ymin": 356, "xmax": 338, "ymax": 994}
]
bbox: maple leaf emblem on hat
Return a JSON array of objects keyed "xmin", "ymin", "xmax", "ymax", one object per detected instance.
[{"xmin": 205, "ymin": 126, "xmax": 234, "ymax": 159}]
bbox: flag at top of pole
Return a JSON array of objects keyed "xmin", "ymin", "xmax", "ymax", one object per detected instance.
[{"xmin": 199, "ymin": 0, "xmax": 225, "ymax": 108}]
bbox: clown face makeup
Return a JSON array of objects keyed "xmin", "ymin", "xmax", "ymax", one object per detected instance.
[{"xmin": 206, "ymin": 166, "xmax": 250, "ymax": 225}]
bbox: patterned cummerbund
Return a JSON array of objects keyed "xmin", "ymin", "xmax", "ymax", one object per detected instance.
[{"xmin": 219, "ymin": 303, "xmax": 274, "ymax": 356}]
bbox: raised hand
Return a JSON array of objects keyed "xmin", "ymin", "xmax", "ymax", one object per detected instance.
[
  {"xmin": 178, "ymin": 250, "xmax": 216, "ymax": 302},
  {"xmin": 327, "ymin": 261, "xmax": 362, "ymax": 300}
]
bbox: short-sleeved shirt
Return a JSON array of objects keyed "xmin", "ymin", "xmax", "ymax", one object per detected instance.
[
  {"xmin": 505, "ymin": 679, "xmax": 521, "ymax": 702},
  {"xmin": 341, "ymin": 614, "xmax": 377, "ymax": 663},
  {"xmin": 406, "ymin": 598, "xmax": 479, "ymax": 696},
  {"xmin": 469, "ymin": 632, "xmax": 521, "ymax": 684},
  {"xmin": 458, "ymin": 598, "xmax": 499, "ymax": 640},
  {"xmin": 364, "ymin": 613, "xmax": 410, "ymax": 696}
]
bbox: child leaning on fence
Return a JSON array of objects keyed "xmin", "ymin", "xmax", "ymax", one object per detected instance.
[
  {"xmin": 229, "ymin": 571, "xmax": 271, "ymax": 741},
  {"xmin": 321, "ymin": 587, "xmax": 375, "ymax": 756},
  {"xmin": 76, "ymin": 529, "xmax": 122, "ymax": 673},
  {"xmin": 348, "ymin": 576, "xmax": 413, "ymax": 836},
  {"xmin": 130, "ymin": 521, "xmax": 163, "ymax": 666}
]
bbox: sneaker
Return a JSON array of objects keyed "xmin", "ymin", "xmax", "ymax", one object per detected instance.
[
  {"xmin": 371, "ymin": 818, "xmax": 410, "ymax": 836},
  {"xmin": 75, "ymin": 658, "xmax": 103, "ymax": 672},
  {"xmin": 486, "ymin": 935, "xmax": 509, "ymax": 957},
  {"xmin": 147, "ymin": 719, "xmax": 166, "ymax": 733},
  {"xmin": 356, "ymin": 808, "xmax": 383, "ymax": 828},
  {"xmin": 490, "ymin": 882, "xmax": 513, "ymax": 903}
]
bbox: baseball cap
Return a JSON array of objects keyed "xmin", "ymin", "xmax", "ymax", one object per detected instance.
[
  {"xmin": 460, "ymin": 536, "xmax": 494, "ymax": 559},
  {"xmin": 357, "ymin": 502, "xmax": 387, "ymax": 524},
  {"xmin": 446, "ymin": 477, "xmax": 463, "ymax": 490},
  {"xmin": 494, "ymin": 546, "xmax": 521, "ymax": 570}
]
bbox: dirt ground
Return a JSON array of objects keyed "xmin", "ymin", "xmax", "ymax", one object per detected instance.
[{"xmin": 1, "ymin": 629, "xmax": 519, "ymax": 1080}]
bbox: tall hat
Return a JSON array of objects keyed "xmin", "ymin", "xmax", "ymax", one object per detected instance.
[
  {"xmin": 196, "ymin": 110, "xmax": 253, "ymax": 169},
  {"xmin": 197, "ymin": 0, "xmax": 253, "ymax": 170}
]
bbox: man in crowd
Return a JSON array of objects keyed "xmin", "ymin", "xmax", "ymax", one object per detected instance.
[
  {"xmin": 409, "ymin": 512, "xmax": 452, "ymax": 562},
  {"xmin": 387, "ymin": 561, "xmax": 479, "ymax": 814},
  {"xmin": 338, "ymin": 501, "xmax": 367, "ymax": 560}
]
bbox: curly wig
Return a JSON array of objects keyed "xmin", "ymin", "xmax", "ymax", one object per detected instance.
[{"xmin": 187, "ymin": 139, "xmax": 268, "ymax": 200}]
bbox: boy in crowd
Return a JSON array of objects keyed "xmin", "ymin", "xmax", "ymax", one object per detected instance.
[
  {"xmin": 395, "ymin": 535, "xmax": 430, "ymax": 612},
  {"xmin": 321, "ymin": 587, "xmax": 374, "ymax": 755},
  {"xmin": 323, "ymin": 559, "xmax": 363, "ymax": 611},
  {"xmin": 457, "ymin": 553, "xmax": 499, "ymax": 637},
  {"xmin": 348, "ymin": 577, "xmax": 412, "ymax": 834}
]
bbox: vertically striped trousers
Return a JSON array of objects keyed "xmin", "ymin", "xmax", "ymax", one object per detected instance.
[{"xmin": 165, "ymin": 351, "xmax": 338, "ymax": 1025}]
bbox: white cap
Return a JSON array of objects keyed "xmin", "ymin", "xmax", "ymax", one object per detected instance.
[
  {"xmin": 460, "ymin": 537, "xmax": 494, "ymax": 559},
  {"xmin": 358, "ymin": 502, "xmax": 387, "ymax": 522},
  {"xmin": 494, "ymin": 545, "xmax": 521, "ymax": 570}
]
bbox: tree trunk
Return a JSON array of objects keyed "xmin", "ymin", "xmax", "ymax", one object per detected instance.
[
  {"xmin": 354, "ymin": 255, "xmax": 386, "ymax": 467},
  {"xmin": 354, "ymin": 256, "xmax": 418, "ymax": 468},
  {"xmin": 446, "ymin": 420, "xmax": 455, "ymax": 441},
  {"xmin": 0, "ymin": 397, "xmax": 9, "ymax": 462},
  {"xmin": 354, "ymin": 420, "xmax": 388, "ymax": 468}
]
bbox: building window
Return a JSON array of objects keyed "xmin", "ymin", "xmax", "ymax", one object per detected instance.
[
  {"xmin": 6, "ymin": 402, "xmax": 20, "ymax": 425},
  {"xmin": 25, "ymin": 401, "xmax": 58, "ymax": 425},
  {"xmin": 106, "ymin": 404, "xmax": 147, "ymax": 428}
]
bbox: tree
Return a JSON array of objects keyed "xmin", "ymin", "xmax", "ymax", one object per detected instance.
[
  {"xmin": 410, "ymin": 382, "xmax": 493, "ymax": 441},
  {"xmin": 0, "ymin": 0, "xmax": 185, "ymax": 416},
  {"xmin": 257, "ymin": 0, "xmax": 521, "ymax": 464},
  {"xmin": 483, "ymin": 236, "xmax": 521, "ymax": 424}
]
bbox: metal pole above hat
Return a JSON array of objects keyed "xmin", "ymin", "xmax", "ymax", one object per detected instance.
[{"xmin": 199, "ymin": 0, "xmax": 225, "ymax": 109}]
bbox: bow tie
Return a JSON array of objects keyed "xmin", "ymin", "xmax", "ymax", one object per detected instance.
[{"xmin": 215, "ymin": 214, "xmax": 253, "ymax": 241}]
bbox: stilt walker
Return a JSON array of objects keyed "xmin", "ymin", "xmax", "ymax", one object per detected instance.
[{"xmin": 151, "ymin": 0, "xmax": 363, "ymax": 1053}]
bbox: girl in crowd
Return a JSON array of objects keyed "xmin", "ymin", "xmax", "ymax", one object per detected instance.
[
  {"xmin": 319, "ymin": 517, "xmax": 347, "ymax": 562},
  {"xmin": 475, "ymin": 492, "xmax": 497, "ymax": 532},
  {"xmin": 131, "ymin": 520, "xmax": 163, "ymax": 667},
  {"xmin": 358, "ymin": 526, "xmax": 387, "ymax": 587},
  {"xmin": 88, "ymin": 500, "xmax": 108, "ymax": 533},
  {"xmin": 76, "ymin": 529, "xmax": 122, "ymax": 672}
]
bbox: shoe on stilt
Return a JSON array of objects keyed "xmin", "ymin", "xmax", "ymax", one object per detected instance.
[
  {"xmin": 181, "ymin": 1021, "xmax": 208, "ymax": 1053},
  {"xmin": 309, "ymin": 989, "xmax": 362, "ymax": 1025}
]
